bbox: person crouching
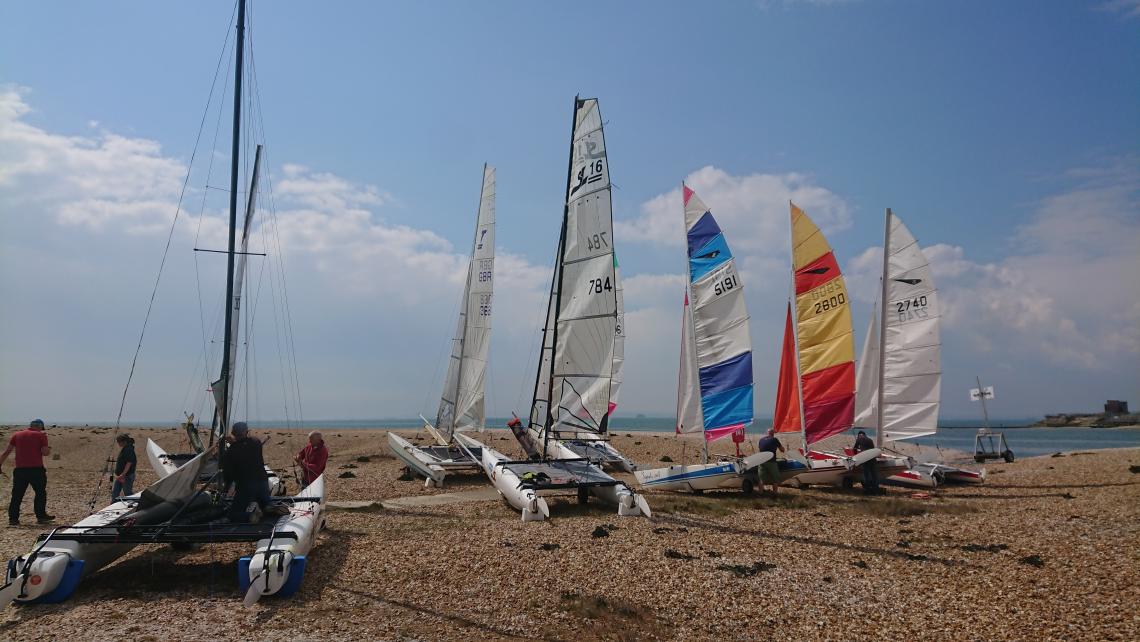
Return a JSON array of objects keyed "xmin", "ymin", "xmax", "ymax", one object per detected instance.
[{"xmin": 222, "ymin": 422, "xmax": 270, "ymax": 523}]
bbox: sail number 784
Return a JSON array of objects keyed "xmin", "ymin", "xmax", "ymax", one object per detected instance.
[{"xmin": 587, "ymin": 277, "xmax": 613, "ymax": 294}]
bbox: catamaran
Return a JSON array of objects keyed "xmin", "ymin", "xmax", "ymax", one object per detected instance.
[
  {"xmin": 855, "ymin": 209, "xmax": 984, "ymax": 488},
  {"xmin": 1, "ymin": 0, "xmax": 324, "ymax": 605},
  {"xmin": 508, "ymin": 252, "xmax": 636, "ymax": 473},
  {"xmin": 634, "ymin": 185, "xmax": 771, "ymax": 493},
  {"xmin": 772, "ymin": 203, "xmax": 908, "ymax": 488},
  {"xmin": 468, "ymin": 96, "xmax": 649, "ymax": 520},
  {"xmin": 389, "ymin": 164, "xmax": 495, "ymax": 486}
]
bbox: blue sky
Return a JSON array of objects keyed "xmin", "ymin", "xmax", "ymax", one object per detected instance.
[{"xmin": 1, "ymin": 0, "xmax": 1138, "ymax": 423}]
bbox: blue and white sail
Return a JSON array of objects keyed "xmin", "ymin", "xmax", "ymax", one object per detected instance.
[{"xmin": 677, "ymin": 184, "xmax": 753, "ymax": 442}]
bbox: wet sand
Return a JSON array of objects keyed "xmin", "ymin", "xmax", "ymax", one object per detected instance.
[{"xmin": 1, "ymin": 425, "xmax": 1137, "ymax": 640}]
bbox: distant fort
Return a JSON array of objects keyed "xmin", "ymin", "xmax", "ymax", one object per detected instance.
[{"xmin": 1034, "ymin": 400, "xmax": 1139, "ymax": 427}]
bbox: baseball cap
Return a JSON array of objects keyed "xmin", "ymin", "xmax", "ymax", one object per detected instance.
[{"xmin": 30, "ymin": 419, "xmax": 45, "ymax": 428}]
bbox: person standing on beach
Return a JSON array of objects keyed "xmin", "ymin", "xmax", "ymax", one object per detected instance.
[
  {"xmin": 111, "ymin": 434, "xmax": 137, "ymax": 501},
  {"xmin": 755, "ymin": 428, "xmax": 786, "ymax": 496},
  {"xmin": 0, "ymin": 419, "xmax": 55, "ymax": 526},
  {"xmin": 222, "ymin": 422, "xmax": 270, "ymax": 523},
  {"xmin": 853, "ymin": 430, "xmax": 882, "ymax": 494},
  {"xmin": 294, "ymin": 431, "xmax": 328, "ymax": 486}
]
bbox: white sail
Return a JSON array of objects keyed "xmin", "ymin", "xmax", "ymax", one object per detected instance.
[
  {"xmin": 532, "ymin": 98, "xmax": 616, "ymax": 436},
  {"xmin": 608, "ymin": 255, "xmax": 625, "ymax": 418},
  {"xmin": 855, "ymin": 211, "xmax": 941, "ymax": 442},
  {"xmin": 854, "ymin": 304, "xmax": 880, "ymax": 428},
  {"xmin": 436, "ymin": 165, "xmax": 496, "ymax": 441},
  {"xmin": 212, "ymin": 144, "xmax": 262, "ymax": 429},
  {"xmin": 676, "ymin": 290, "xmax": 704, "ymax": 435}
]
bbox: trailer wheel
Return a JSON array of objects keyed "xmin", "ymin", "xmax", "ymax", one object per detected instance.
[
  {"xmin": 1003, "ymin": 450, "xmax": 1015, "ymax": 463},
  {"xmin": 932, "ymin": 471, "xmax": 946, "ymax": 487},
  {"xmin": 577, "ymin": 485, "xmax": 589, "ymax": 504},
  {"xmin": 841, "ymin": 477, "xmax": 855, "ymax": 490},
  {"xmin": 741, "ymin": 478, "xmax": 755, "ymax": 495}
]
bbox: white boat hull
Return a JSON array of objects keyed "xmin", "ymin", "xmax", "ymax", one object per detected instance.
[
  {"xmin": 2, "ymin": 448, "xmax": 215, "ymax": 604},
  {"xmin": 243, "ymin": 475, "xmax": 326, "ymax": 606},
  {"xmin": 387, "ymin": 432, "xmax": 447, "ymax": 485}
]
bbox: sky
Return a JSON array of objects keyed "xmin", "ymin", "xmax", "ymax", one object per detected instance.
[{"xmin": 1, "ymin": 0, "xmax": 1138, "ymax": 424}]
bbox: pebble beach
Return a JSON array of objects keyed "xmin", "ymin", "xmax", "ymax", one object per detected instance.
[{"xmin": 1, "ymin": 425, "xmax": 1137, "ymax": 641}]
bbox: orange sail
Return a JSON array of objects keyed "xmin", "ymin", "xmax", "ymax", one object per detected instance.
[
  {"xmin": 772, "ymin": 303, "xmax": 801, "ymax": 433},
  {"xmin": 787, "ymin": 203, "xmax": 855, "ymax": 444}
]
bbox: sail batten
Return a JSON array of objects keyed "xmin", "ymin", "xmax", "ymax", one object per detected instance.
[
  {"xmin": 435, "ymin": 165, "xmax": 496, "ymax": 441},
  {"xmin": 676, "ymin": 185, "xmax": 753, "ymax": 442}
]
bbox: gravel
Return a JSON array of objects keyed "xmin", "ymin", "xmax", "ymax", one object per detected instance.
[{"xmin": 1, "ymin": 426, "xmax": 1137, "ymax": 641}]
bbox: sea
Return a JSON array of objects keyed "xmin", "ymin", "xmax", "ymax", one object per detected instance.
[{"xmin": 243, "ymin": 416, "xmax": 1140, "ymax": 459}]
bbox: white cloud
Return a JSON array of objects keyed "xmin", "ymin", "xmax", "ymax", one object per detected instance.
[
  {"xmin": 615, "ymin": 165, "xmax": 851, "ymax": 257},
  {"xmin": 1099, "ymin": 0, "xmax": 1140, "ymax": 19},
  {"xmin": 845, "ymin": 156, "xmax": 1140, "ymax": 371}
]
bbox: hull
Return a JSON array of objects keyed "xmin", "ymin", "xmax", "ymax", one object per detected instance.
[
  {"xmin": 242, "ymin": 475, "xmax": 326, "ymax": 606},
  {"xmin": 634, "ymin": 461, "xmax": 743, "ymax": 492},
  {"xmin": 388, "ymin": 432, "xmax": 447, "ymax": 485},
  {"xmin": 461, "ymin": 434, "xmax": 549, "ymax": 522},
  {"xmin": 886, "ymin": 467, "xmax": 941, "ymax": 488},
  {"xmin": 2, "ymin": 447, "xmax": 216, "ymax": 604},
  {"xmin": 932, "ymin": 463, "xmax": 985, "ymax": 485},
  {"xmin": 459, "ymin": 434, "xmax": 647, "ymax": 520},
  {"xmin": 1, "ymin": 499, "xmax": 138, "ymax": 604},
  {"xmin": 387, "ymin": 432, "xmax": 482, "ymax": 488},
  {"xmin": 789, "ymin": 448, "xmax": 908, "ymax": 487}
]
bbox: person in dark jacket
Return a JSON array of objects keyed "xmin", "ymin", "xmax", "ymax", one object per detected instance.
[
  {"xmin": 111, "ymin": 434, "xmax": 137, "ymax": 501},
  {"xmin": 222, "ymin": 422, "xmax": 270, "ymax": 523},
  {"xmin": 853, "ymin": 430, "xmax": 881, "ymax": 494},
  {"xmin": 755, "ymin": 428, "xmax": 786, "ymax": 495}
]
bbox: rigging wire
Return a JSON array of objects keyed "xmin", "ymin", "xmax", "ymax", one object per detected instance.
[{"xmin": 88, "ymin": 2, "xmax": 239, "ymax": 509}]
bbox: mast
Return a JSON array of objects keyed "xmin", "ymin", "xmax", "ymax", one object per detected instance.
[
  {"xmin": 218, "ymin": 0, "xmax": 247, "ymax": 463},
  {"xmin": 976, "ymin": 375, "xmax": 991, "ymax": 430},
  {"xmin": 788, "ymin": 202, "xmax": 809, "ymax": 451},
  {"xmin": 875, "ymin": 209, "xmax": 891, "ymax": 448},
  {"xmin": 542, "ymin": 96, "xmax": 580, "ymax": 460}
]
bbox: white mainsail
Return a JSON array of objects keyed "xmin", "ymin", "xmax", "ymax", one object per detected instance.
[
  {"xmin": 435, "ymin": 165, "xmax": 496, "ymax": 441},
  {"xmin": 530, "ymin": 98, "xmax": 617, "ymax": 436},
  {"xmin": 854, "ymin": 210, "xmax": 941, "ymax": 442},
  {"xmin": 675, "ymin": 292, "xmax": 704, "ymax": 436},
  {"xmin": 211, "ymin": 144, "xmax": 262, "ymax": 429}
]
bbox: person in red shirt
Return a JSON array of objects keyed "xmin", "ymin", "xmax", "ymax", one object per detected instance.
[
  {"xmin": 294, "ymin": 431, "xmax": 328, "ymax": 486},
  {"xmin": 0, "ymin": 419, "xmax": 55, "ymax": 526}
]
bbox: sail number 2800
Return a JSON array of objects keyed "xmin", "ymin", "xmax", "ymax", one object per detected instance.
[{"xmin": 813, "ymin": 293, "xmax": 846, "ymax": 314}]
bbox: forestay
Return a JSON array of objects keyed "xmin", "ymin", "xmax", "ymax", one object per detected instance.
[
  {"xmin": 854, "ymin": 210, "xmax": 941, "ymax": 442},
  {"xmin": 435, "ymin": 165, "xmax": 496, "ymax": 441},
  {"xmin": 530, "ymin": 98, "xmax": 617, "ymax": 437},
  {"xmin": 676, "ymin": 185, "xmax": 753, "ymax": 442}
]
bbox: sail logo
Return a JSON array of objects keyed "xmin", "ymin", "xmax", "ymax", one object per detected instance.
[
  {"xmin": 893, "ymin": 278, "xmax": 922, "ymax": 285},
  {"xmin": 477, "ymin": 229, "xmax": 488, "ymax": 250}
]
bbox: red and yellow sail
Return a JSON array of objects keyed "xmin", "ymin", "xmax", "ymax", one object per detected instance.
[{"xmin": 773, "ymin": 203, "xmax": 855, "ymax": 444}]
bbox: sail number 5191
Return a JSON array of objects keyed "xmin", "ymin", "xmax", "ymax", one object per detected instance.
[{"xmin": 713, "ymin": 274, "xmax": 740, "ymax": 296}]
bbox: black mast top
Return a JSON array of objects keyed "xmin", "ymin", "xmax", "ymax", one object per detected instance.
[
  {"xmin": 541, "ymin": 95, "xmax": 582, "ymax": 459},
  {"xmin": 218, "ymin": 0, "xmax": 247, "ymax": 463}
]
